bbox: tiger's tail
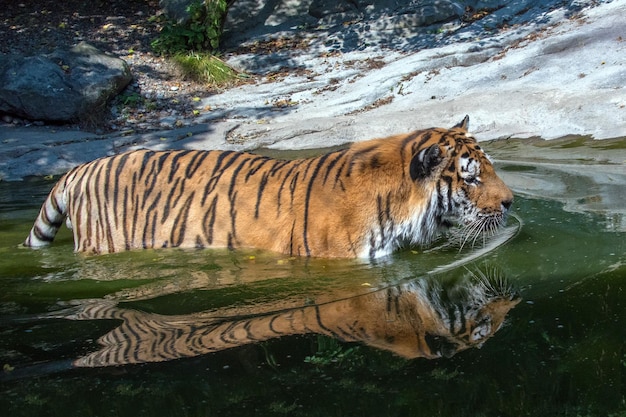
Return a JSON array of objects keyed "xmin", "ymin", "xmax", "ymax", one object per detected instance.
[{"xmin": 23, "ymin": 177, "xmax": 69, "ymax": 248}]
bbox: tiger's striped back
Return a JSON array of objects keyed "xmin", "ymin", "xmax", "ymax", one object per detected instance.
[{"xmin": 26, "ymin": 148, "xmax": 365, "ymax": 255}]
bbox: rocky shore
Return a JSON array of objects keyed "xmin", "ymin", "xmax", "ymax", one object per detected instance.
[{"xmin": 1, "ymin": 0, "xmax": 624, "ymax": 180}]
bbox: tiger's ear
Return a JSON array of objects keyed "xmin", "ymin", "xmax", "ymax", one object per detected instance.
[
  {"xmin": 452, "ymin": 115, "xmax": 470, "ymax": 131},
  {"xmin": 410, "ymin": 144, "xmax": 442, "ymax": 181}
]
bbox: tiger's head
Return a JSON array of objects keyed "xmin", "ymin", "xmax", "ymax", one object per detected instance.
[
  {"xmin": 404, "ymin": 115, "xmax": 514, "ymax": 247},
  {"xmin": 345, "ymin": 115, "xmax": 513, "ymax": 257}
]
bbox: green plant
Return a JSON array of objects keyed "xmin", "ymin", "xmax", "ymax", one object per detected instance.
[
  {"xmin": 172, "ymin": 52, "xmax": 239, "ymax": 84},
  {"xmin": 152, "ymin": 0, "xmax": 229, "ymax": 55},
  {"xmin": 304, "ymin": 336, "xmax": 364, "ymax": 369},
  {"xmin": 269, "ymin": 401, "xmax": 298, "ymax": 414},
  {"xmin": 120, "ymin": 92, "xmax": 143, "ymax": 107}
]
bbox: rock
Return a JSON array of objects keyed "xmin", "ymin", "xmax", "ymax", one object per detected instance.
[
  {"xmin": 313, "ymin": 0, "xmax": 465, "ymax": 26},
  {"xmin": 396, "ymin": 0, "xmax": 465, "ymax": 26},
  {"xmin": 159, "ymin": 0, "xmax": 195, "ymax": 24},
  {"xmin": 0, "ymin": 42, "xmax": 132, "ymax": 123},
  {"xmin": 223, "ymin": 0, "xmax": 465, "ymax": 49},
  {"xmin": 308, "ymin": 0, "xmax": 360, "ymax": 19}
]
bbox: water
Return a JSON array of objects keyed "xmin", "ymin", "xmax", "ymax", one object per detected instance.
[{"xmin": 0, "ymin": 137, "xmax": 624, "ymax": 417}]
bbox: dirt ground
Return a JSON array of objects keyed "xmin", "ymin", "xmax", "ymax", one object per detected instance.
[{"xmin": 0, "ymin": 0, "xmax": 221, "ymax": 131}]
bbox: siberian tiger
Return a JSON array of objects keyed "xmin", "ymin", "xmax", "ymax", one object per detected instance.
[
  {"xmin": 50, "ymin": 270, "xmax": 520, "ymax": 367},
  {"xmin": 23, "ymin": 116, "xmax": 513, "ymax": 258}
]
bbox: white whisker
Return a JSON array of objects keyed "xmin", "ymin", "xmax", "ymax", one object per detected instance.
[{"xmin": 450, "ymin": 213, "xmax": 508, "ymax": 252}]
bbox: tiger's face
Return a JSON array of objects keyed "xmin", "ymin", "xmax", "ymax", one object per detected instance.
[{"xmin": 409, "ymin": 123, "xmax": 514, "ymax": 246}]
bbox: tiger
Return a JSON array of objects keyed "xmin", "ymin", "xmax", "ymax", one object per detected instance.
[
  {"xmin": 45, "ymin": 270, "xmax": 520, "ymax": 367},
  {"xmin": 23, "ymin": 115, "xmax": 513, "ymax": 258}
]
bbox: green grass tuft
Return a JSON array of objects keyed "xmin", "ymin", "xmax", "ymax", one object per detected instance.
[{"xmin": 172, "ymin": 52, "xmax": 240, "ymax": 85}]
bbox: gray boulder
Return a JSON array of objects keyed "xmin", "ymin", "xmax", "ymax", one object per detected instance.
[
  {"xmin": 396, "ymin": 0, "xmax": 465, "ymax": 26},
  {"xmin": 159, "ymin": 0, "xmax": 196, "ymax": 24},
  {"xmin": 309, "ymin": 0, "xmax": 463, "ymax": 24},
  {"xmin": 0, "ymin": 42, "xmax": 132, "ymax": 123},
  {"xmin": 308, "ymin": 0, "xmax": 361, "ymax": 19},
  {"xmin": 223, "ymin": 0, "xmax": 466, "ymax": 49}
]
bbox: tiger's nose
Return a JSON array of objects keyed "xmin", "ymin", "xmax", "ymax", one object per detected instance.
[{"xmin": 502, "ymin": 199, "xmax": 513, "ymax": 211}]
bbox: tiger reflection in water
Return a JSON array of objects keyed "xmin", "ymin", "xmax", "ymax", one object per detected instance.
[{"xmin": 52, "ymin": 269, "xmax": 520, "ymax": 367}]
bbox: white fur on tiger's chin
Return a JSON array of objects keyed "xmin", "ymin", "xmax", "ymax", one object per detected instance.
[
  {"xmin": 359, "ymin": 193, "xmax": 441, "ymax": 259},
  {"xmin": 361, "ymin": 201, "xmax": 514, "ymax": 260}
]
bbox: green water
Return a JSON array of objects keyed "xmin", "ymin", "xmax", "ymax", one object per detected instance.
[{"xmin": 0, "ymin": 137, "xmax": 624, "ymax": 417}]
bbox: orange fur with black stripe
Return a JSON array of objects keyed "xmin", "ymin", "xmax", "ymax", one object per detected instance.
[{"xmin": 24, "ymin": 116, "xmax": 513, "ymax": 258}]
